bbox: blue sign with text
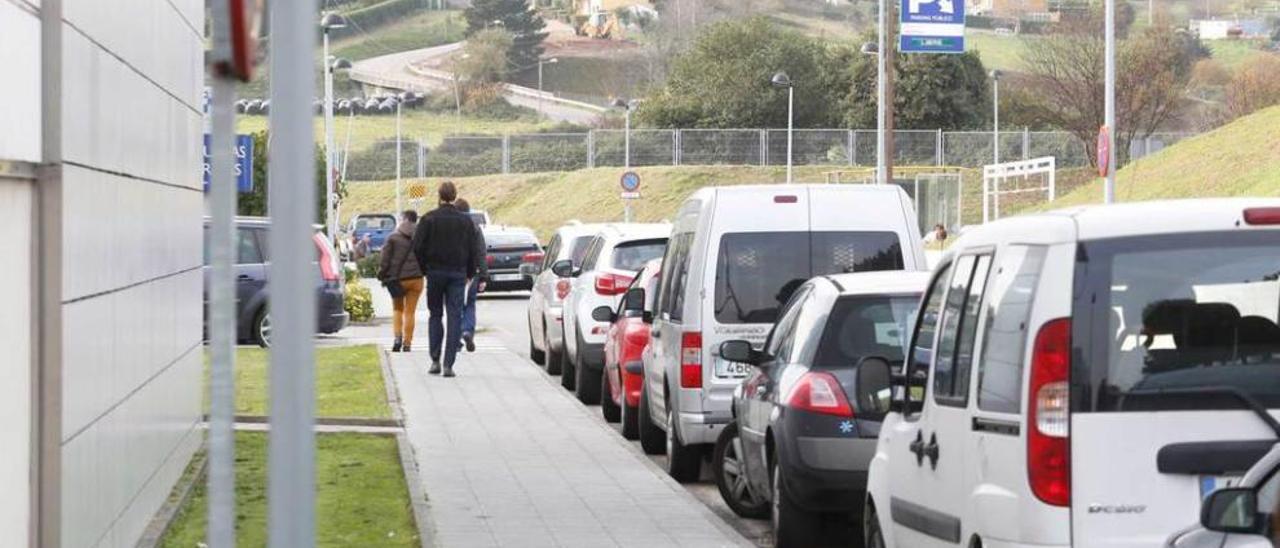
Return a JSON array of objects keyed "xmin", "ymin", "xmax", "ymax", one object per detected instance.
[
  {"xmin": 202, "ymin": 134, "xmax": 255, "ymax": 193},
  {"xmin": 900, "ymin": 0, "xmax": 966, "ymax": 53}
]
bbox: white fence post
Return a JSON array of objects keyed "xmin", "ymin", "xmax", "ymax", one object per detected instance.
[
  {"xmin": 587, "ymin": 130, "xmax": 595, "ymax": 169},
  {"xmin": 502, "ymin": 135, "xmax": 511, "ymax": 174},
  {"xmin": 760, "ymin": 130, "xmax": 768, "ymax": 167},
  {"xmin": 936, "ymin": 129, "xmax": 943, "ymax": 166},
  {"xmin": 848, "ymin": 130, "xmax": 856, "ymax": 166}
]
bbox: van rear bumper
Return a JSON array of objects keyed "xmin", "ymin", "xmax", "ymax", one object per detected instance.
[{"xmin": 677, "ymin": 410, "xmax": 730, "ymax": 445}]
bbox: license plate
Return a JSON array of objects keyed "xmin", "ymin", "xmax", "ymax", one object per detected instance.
[
  {"xmin": 492, "ymin": 273, "xmax": 522, "ymax": 282},
  {"xmin": 714, "ymin": 357, "xmax": 752, "ymax": 378},
  {"xmin": 1200, "ymin": 475, "xmax": 1242, "ymax": 499}
]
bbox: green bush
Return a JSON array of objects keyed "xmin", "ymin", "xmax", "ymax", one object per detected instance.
[
  {"xmin": 356, "ymin": 252, "xmax": 382, "ymax": 278},
  {"xmin": 344, "ymin": 282, "xmax": 375, "ymax": 323}
]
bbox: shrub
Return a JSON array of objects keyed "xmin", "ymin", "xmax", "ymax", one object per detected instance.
[
  {"xmin": 356, "ymin": 252, "xmax": 382, "ymax": 278},
  {"xmin": 344, "ymin": 282, "xmax": 375, "ymax": 323}
]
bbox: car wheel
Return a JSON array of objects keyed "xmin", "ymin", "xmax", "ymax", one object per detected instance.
[
  {"xmin": 601, "ymin": 369, "xmax": 621, "ymax": 423},
  {"xmin": 560, "ymin": 335, "xmax": 576, "ymax": 391},
  {"xmin": 714, "ymin": 422, "xmax": 769, "ymax": 518},
  {"xmin": 253, "ymin": 309, "xmax": 272, "ymax": 348},
  {"xmin": 620, "ymin": 397, "xmax": 639, "ymax": 440},
  {"xmin": 575, "ymin": 339, "xmax": 602, "ymax": 404},
  {"xmin": 772, "ymin": 457, "xmax": 821, "ymax": 548},
  {"xmin": 529, "ymin": 321, "xmax": 546, "ymax": 365},
  {"xmin": 864, "ymin": 502, "xmax": 886, "ymax": 548},
  {"xmin": 665, "ymin": 407, "xmax": 702, "ymax": 483},
  {"xmin": 637, "ymin": 383, "xmax": 665, "ymax": 455},
  {"xmin": 545, "ymin": 328, "xmax": 563, "ymax": 375}
]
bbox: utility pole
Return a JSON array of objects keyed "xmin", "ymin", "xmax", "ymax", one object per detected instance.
[
  {"xmin": 876, "ymin": 0, "xmax": 897, "ymax": 185},
  {"xmin": 1105, "ymin": 0, "xmax": 1117, "ymax": 203}
]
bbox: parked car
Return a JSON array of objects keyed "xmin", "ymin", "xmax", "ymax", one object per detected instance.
[
  {"xmin": 863, "ymin": 199, "xmax": 1280, "ymax": 548},
  {"xmin": 638, "ymin": 184, "xmax": 927, "ymax": 482},
  {"xmin": 526, "ymin": 222, "xmax": 606, "ymax": 373},
  {"xmin": 482, "ymin": 225, "xmax": 542, "ymax": 292},
  {"xmin": 557, "ymin": 223, "xmax": 670, "ymax": 403},
  {"xmin": 348, "ymin": 213, "xmax": 398, "ymax": 252},
  {"xmin": 595, "ymin": 259, "xmax": 664, "ymax": 439},
  {"xmin": 714, "ymin": 271, "xmax": 928, "ymax": 546},
  {"xmin": 1169, "ymin": 442, "xmax": 1280, "ymax": 547},
  {"xmin": 202, "ymin": 217, "xmax": 348, "ymax": 347}
]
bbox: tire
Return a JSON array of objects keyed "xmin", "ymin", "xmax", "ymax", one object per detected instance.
[
  {"xmin": 253, "ymin": 309, "xmax": 272, "ymax": 348},
  {"xmin": 575, "ymin": 340, "xmax": 602, "ymax": 405},
  {"xmin": 560, "ymin": 335, "xmax": 576, "ymax": 391},
  {"xmin": 864, "ymin": 502, "xmax": 886, "ymax": 548},
  {"xmin": 637, "ymin": 383, "xmax": 666, "ymax": 455},
  {"xmin": 772, "ymin": 458, "xmax": 822, "ymax": 548},
  {"xmin": 620, "ymin": 398, "xmax": 639, "ymax": 440},
  {"xmin": 545, "ymin": 329, "xmax": 563, "ymax": 375},
  {"xmin": 714, "ymin": 422, "xmax": 769, "ymax": 518},
  {"xmin": 529, "ymin": 321, "xmax": 546, "ymax": 365},
  {"xmin": 665, "ymin": 406, "xmax": 702, "ymax": 483},
  {"xmin": 601, "ymin": 368, "xmax": 621, "ymax": 422}
]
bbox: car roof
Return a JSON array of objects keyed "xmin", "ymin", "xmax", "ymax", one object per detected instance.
[
  {"xmin": 483, "ymin": 224, "xmax": 535, "ymax": 235},
  {"xmin": 555, "ymin": 222, "xmax": 609, "ymax": 239},
  {"xmin": 592, "ymin": 222, "xmax": 672, "ymax": 241},
  {"xmin": 823, "ymin": 271, "xmax": 932, "ymax": 296}
]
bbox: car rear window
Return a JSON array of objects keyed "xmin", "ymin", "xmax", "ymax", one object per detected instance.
[
  {"xmin": 713, "ymin": 231, "xmax": 905, "ymax": 324},
  {"xmin": 355, "ymin": 216, "xmax": 395, "ymax": 230},
  {"xmin": 813, "ymin": 295, "xmax": 920, "ymax": 369},
  {"xmin": 612, "ymin": 239, "xmax": 667, "ymax": 272},
  {"xmin": 486, "ymin": 232, "xmax": 538, "ymax": 250},
  {"xmin": 1074, "ymin": 231, "xmax": 1280, "ymax": 412}
]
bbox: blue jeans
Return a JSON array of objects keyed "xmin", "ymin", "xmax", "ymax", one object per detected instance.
[
  {"xmin": 426, "ymin": 270, "xmax": 467, "ymax": 368},
  {"xmin": 461, "ymin": 279, "xmax": 480, "ymax": 335}
]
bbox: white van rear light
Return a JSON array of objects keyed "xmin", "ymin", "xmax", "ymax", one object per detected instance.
[
  {"xmin": 1028, "ymin": 318, "xmax": 1071, "ymax": 507},
  {"xmin": 1244, "ymin": 207, "xmax": 1280, "ymax": 225},
  {"xmin": 680, "ymin": 331, "xmax": 702, "ymax": 389}
]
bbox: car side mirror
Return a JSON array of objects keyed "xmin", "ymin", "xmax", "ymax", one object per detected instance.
[
  {"xmin": 853, "ymin": 357, "xmax": 893, "ymax": 417},
  {"xmin": 550, "ymin": 260, "xmax": 574, "ymax": 278},
  {"xmin": 719, "ymin": 340, "xmax": 758, "ymax": 366},
  {"xmin": 591, "ymin": 306, "xmax": 616, "ymax": 323},
  {"xmin": 623, "ymin": 287, "xmax": 645, "ymax": 313},
  {"xmin": 1201, "ymin": 487, "xmax": 1261, "ymax": 534}
]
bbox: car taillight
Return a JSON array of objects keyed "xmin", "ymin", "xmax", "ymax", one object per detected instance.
[
  {"xmin": 1244, "ymin": 207, "xmax": 1280, "ymax": 225},
  {"xmin": 486, "ymin": 254, "xmax": 496, "ymax": 266},
  {"xmin": 1028, "ymin": 318, "xmax": 1071, "ymax": 507},
  {"xmin": 522, "ymin": 251, "xmax": 544, "ymax": 264},
  {"xmin": 313, "ymin": 234, "xmax": 340, "ymax": 282},
  {"xmin": 786, "ymin": 372, "xmax": 854, "ymax": 417},
  {"xmin": 595, "ymin": 272, "xmax": 633, "ymax": 296},
  {"xmin": 555, "ymin": 279, "xmax": 571, "ymax": 300},
  {"xmin": 680, "ymin": 331, "xmax": 702, "ymax": 389}
]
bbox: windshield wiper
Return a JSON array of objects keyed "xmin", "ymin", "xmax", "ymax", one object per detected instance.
[{"xmin": 1121, "ymin": 386, "xmax": 1280, "ymax": 438}]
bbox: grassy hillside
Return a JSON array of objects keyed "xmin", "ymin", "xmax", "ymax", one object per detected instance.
[{"xmin": 1041, "ymin": 105, "xmax": 1280, "ymax": 208}]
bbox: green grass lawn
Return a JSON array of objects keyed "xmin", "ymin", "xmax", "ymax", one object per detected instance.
[
  {"xmin": 159, "ymin": 432, "xmax": 418, "ymax": 548},
  {"xmin": 235, "ymin": 108, "xmax": 558, "ymax": 148},
  {"xmin": 1207, "ymin": 39, "xmax": 1273, "ymax": 70},
  {"xmin": 966, "ymin": 31, "xmax": 1033, "ymax": 72},
  {"xmin": 206, "ymin": 345, "xmax": 391, "ymax": 419},
  {"xmin": 330, "ymin": 10, "xmax": 466, "ymax": 62}
]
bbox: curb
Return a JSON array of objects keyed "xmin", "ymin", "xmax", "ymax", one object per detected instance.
[
  {"xmin": 135, "ymin": 444, "xmax": 208, "ymax": 548},
  {"xmin": 207, "ymin": 415, "xmax": 403, "ymax": 428},
  {"xmin": 383, "ymin": 348, "xmax": 437, "ymax": 548}
]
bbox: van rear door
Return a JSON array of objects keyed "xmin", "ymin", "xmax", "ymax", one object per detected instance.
[
  {"xmin": 1070, "ymin": 230, "xmax": 1280, "ymax": 547},
  {"xmin": 809, "ymin": 185, "xmax": 925, "ymax": 270}
]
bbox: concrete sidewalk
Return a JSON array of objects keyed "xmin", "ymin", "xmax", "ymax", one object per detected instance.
[{"xmin": 388, "ymin": 336, "xmax": 750, "ymax": 548}]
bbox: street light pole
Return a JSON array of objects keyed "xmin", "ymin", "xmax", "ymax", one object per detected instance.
[
  {"xmin": 396, "ymin": 100, "xmax": 403, "ymax": 213},
  {"xmin": 771, "ymin": 72, "xmax": 795, "ymax": 184},
  {"xmin": 320, "ymin": 13, "xmax": 347, "ymax": 242},
  {"xmin": 538, "ymin": 58, "xmax": 558, "ymax": 115},
  {"xmin": 624, "ymin": 106, "xmax": 632, "ymax": 169},
  {"xmin": 991, "ymin": 70, "xmax": 1001, "ymax": 166},
  {"xmin": 877, "ymin": 0, "xmax": 888, "ymax": 185},
  {"xmin": 1105, "ymin": 0, "xmax": 1117, "ymax": 203}
]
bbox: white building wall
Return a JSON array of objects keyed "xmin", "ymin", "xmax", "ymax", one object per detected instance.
[{"xmin": 54, "ymin": 0, "xmax": 206, "ymax": 547}]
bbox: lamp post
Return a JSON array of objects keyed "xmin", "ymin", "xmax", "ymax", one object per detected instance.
[
  {"xmin": 612, "ymin": 98, "xmax": 640, "ymax": 221},
  {"xmin": 771, "ymin": 72, "xmax": 794, "ymax": 184},
  {"xmin": 538, "ymin": 57, "xmax": 559, "ymax": 115},
  {"xmin": 862, "ymin": 0, "xmax": 896, "ymax": 185},
  {"xmin": 991, "ymin": 69, "xmax": 1001, "ymax": 166},
  {"xmin": 320, "ymin": 11, "xmax": 348, "ymax": 242},
  {"xmin": 1105, "ymin": 0, "xmax": 1117, "ymax": 203}
]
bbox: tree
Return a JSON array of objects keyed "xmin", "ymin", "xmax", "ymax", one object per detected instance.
[
  {"xmin": 465, "ymin": 0, "xmax": 548, "ymax": 73},
  {"xmin": 841, "ymin": 38, "xmax": 992, "ymax": 130},
  {"xmin": 1226, "ymin": 53, "xmax": 1280, "ymax": 119},
  {"xmin": 238, "ymin": 131, "xmax": 342, "ymax": 223},
  {"xmin": 457, "ymin": 29, "xmax": 515, "ymax": 84}
]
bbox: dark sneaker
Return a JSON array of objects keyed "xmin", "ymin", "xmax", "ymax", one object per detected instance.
[
  {"xmin": 392, "ymin": 338, "xmax": 403, "ymax": 353},
  {"xmin": 463, "ymin": 332, "xmax": 476, "ymax": 352},
  {"xmin": 442, "ymin": 366, "xmax": 456, "ymax": 378},
  {"xmin": 403, "ymin": 344, "xmax": 412, "ymax": 352},
  {"xmin": 428, "ymin": 361, "xmax": 442, "ymax": 375}
]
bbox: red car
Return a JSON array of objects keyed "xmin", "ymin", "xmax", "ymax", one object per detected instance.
[{"xmin": 596, "ymin": 259, "xmax": 662, "ymax": 440}]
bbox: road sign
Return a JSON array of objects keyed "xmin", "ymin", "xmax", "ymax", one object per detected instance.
[
  {"xmin": 1096, "ymin": 126, "xmax": 1111, "ymax": 177},
  {"xmin": 203, "ymin": 133, "xmax": 255, "ymax": 193},
  {"xmin": 621, "ymin": 191, "xmax": 641, "ymax": 200},
  {"xmin": 620, "ymin": 171, "xmax": 641, "ymax": 192},
  {"xmin": 900, "ymin": 0, "xmax": 966, "ymax": 53},
  {"xmin": 408, "ymin": 183, "xmax": 427, "ymax": 199}
]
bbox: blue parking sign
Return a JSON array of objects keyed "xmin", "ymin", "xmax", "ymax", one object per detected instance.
[
  {"xmin": 900, "ymin": 0, "xmax": 966, "ymax": 53},
  {"xmin": 202, "ymin": 134, "xmax": 255, "ymax": 193}
]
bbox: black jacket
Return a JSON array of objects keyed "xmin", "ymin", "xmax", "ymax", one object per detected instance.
[
  {"xmin": 412, "ymin": 204, "xmax": 481, "ymax": 278},
  {"xmin": 472, "ymin": 222, "xmax": 489, "ymax": 282}
]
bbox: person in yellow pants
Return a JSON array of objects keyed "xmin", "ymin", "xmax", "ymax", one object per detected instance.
[{"xmin": 379, "ymin": 210, "xmax": 426, "ymax": 352}]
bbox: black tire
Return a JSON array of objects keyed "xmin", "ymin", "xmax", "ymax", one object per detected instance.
[
  {"xmin": 864, "ymin": 501, "xmax": 886, "ymax": 548},
  {"xmin": 772, "ymin": 458, "xmax": 822, "ymax": 548},
  {"xmin": 665, "ymin": 406, "xmax": 702, "ymax": 483},
  {"xmin": 601, "ymin": 369, "xmax": 621, "ymax": 422},
  {"xmin": 620, "ymin": 397, "xmax": 639, "ymax": 440},
  {"xmin": 560, "ymin": 335, "xmax": 576, "ymax": 391},
  {"xmin": 575, "ymin": 341, "xmax": 602, "ymax": 404},
  {"xmin": 545, "ymin": 330, "xmax": 563, "ymax": 375},
  {"xmin": 637, "ymin": 383, "xmax": 666, "ymax": 455},
  {"xmin": 714, "ymin": 422, "xmax": 769, "ymax": 518},
  {"xmin": 529, "ymin": 321, "xmax": 546, "ymax": 365},
  {"xmin": 253, "ymin": 308, "xmax": 272, "ymax": 348}
]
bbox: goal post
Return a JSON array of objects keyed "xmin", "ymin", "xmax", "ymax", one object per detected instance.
[{"xmin": 983, "ymin": 156, "xmax": 1057, "ymax": 223}]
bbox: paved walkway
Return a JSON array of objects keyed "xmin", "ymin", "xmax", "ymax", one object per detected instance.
[{"xmin": 388, "ymin": 336, "xmax": 750, "ymax": 548}]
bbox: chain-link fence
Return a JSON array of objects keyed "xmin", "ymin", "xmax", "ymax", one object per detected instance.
[{"xmin": 338, "ymin": 129, "xmax": 1196, "ymax": 181}]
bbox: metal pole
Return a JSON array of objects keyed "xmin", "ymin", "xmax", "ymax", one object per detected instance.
[
  {"xmin": 324, "ymin": 30, "xmax": 335, "ymax": 241},
  {"xmin": 1105, "ymin": 0, "xmax": 1117, "ymax": 203},
  {"xmin": 207, "ymin": 2, "xmax": 236, "ymax": 546},
  {"xmin": 453, "ymin": 74, "xmax": 462, "ymax": 123},
  {"xmin": 268, "ymin": 0, "xmax": 317, "ymax": 545},
  {"xmin": 538, "ymin": 60, "xmax": 544, "ymax": 115},
  {"xmin": 396, "ymin": 102, "xmax": 403, "ymax": 213},
  {"xmin": 786, "ymin": 86, "xmax": 794, "ymax": 184},
  {"xmin": 993, "ymin": 77, "xmax": 1000, "ymax": 166},
  {"xmin": 876, "ymin": 0, "xmax": 887, "ymax": 185},
  {"xmin": 886, "ymin": 0, "xmax": 897, "ymax": 185},
  {"xmin": 624, "ymin": 108, "xmax": 631, "ymax": 169}
]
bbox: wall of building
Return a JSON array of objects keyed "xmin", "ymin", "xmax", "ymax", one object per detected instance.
[{"xmin": 55, "ymin": 0, "xmax": 206, "ymax": 546}]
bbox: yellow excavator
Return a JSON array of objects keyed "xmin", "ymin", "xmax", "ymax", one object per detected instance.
[{"xmin": 576, "ymin": 10, "xmax": 622, "ymax": 39}]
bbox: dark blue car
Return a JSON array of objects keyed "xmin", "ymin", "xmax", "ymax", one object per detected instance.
[{"xmin": 349, "ymin": 213, "xmax": 398, "ymax": 252}]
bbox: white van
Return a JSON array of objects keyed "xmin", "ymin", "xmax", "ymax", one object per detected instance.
[
  {"xmin": 637, "ymin": 184, "xmax": 927, "ymax": 481},
  {"xmin": 863, "ymin": 199, "xmax": 1280, "ymax": 548}
]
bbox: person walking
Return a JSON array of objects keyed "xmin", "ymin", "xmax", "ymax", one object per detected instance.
[
  {"xmin": 412, "ymin": 182, "xmax": 481, "ymax": 378},
  {"xmin": 378, "ymin": 211, "xmax": 425, "ymax": 352},
  {"xmin": 456, "ymin": 198, "xmax": 488, "ymax": 352}
]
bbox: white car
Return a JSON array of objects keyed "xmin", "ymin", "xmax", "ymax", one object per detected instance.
[
  {"xmin": 864, "ymin": 199, "xmax": 1280, "ymax": 548},
  {"xmin": 637, "ymin": 184, "xmax": 928, "ymax": 482},
  {"xmin": 556, "ymin": 223, "xmax": 670, "ymax": 404},
  {"xmin": 1169, "ymin": 442, "xmax": 1280, "ymax": 548},
  {"xmin": 526, "ymin": 222, "xmax": 605, "ymax": 373}
]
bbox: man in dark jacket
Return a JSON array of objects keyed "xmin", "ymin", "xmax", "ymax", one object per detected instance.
[
  {"xmin": 412, "ymin": 181, "xmax": 481, "ymax": 377},
  {"xmin": 455, "ymin": 198, "xmax": 488, "ymax": 352}
]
